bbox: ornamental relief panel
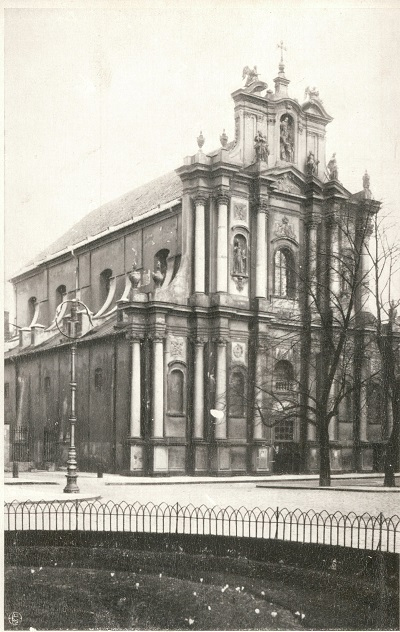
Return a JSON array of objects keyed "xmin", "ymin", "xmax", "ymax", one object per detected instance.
[
  {"xmin": 231, "ymin": 341, "xmax": 247, "ymax": 364},
  {"xmin": 167, "ymin": 335, "xmax": 186, "ymax": 362},
  {"xmin": 272, "ymin": 213, "xmax": 299, "ymax": 244},
  {"xmin": 230, "ymin": 197, "xmax": 249, "ymax": 227}
]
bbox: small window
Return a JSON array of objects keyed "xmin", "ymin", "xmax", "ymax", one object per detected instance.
[
  {"xmin": 229, "ymin": 370, "xmax": 246, "ymax": 417},
  {"xmin": 28, "ymin": 297, "xmax": 37, "ymax": 323},
  {"xmin": 100, "ymin": 269, "xmax": 113, "ymax": 306},
  {"xmin": 274, "ymin": 360, "xmax": 294, "ymax": 391},
  {"xmin": 44, "ymin": 376, "xmax": 51, "ymax": 392},
  {"xmin": 56, "ymin": 285, "xmax": 66, "ymax": 308},
  {"xmin": 274, "ymin": 248, "xmax": 295, "ymax": 298},
  {"xmin": 4, "ymin": 383, "xmax": 9, "ymax": 399},
  {"xmin": 94, "ymin": 368, "xmax": 103, "ymax": 391},
  {"xmin": 168, "ymin": 368, "xmax": 185, "ymax": 415},
  {"xmin": 275, "ymin": 418, "xmax": 294, "ymax": 441}
]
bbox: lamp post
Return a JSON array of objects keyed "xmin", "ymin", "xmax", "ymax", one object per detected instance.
[{"xmin": 55, "ymin": 297, "xmax": 92, "ymax": 493}]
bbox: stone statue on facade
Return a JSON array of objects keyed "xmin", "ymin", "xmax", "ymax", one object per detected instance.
[
  {"xmin": 306, "ymin": 151, "xmax": 319, "ymax": 176},
  {"xmin": 128, "ymin": 259, "xmax": 141, "ymax": 289},
  {"xmin": 327, "ymin": 153, "xmax": 339, "ymax": 180},
  {"xmin": 242, "ymin": 65, "xmax": 259, "ymax": 86},
  {"xmin": 254, "ymin": 130, "xmax": 269, "ymax": 163},
  {"xmin": 152, "ymin": 260, "xmax": 165, "ymax": 288},
  {"xmin": 363, "ymin": 170, "xmax": 370, "ymax": 191},
  {"xmin": 304, "ymin": 86, "xmax": 320, "ymax": 101},
  {"xmin": 280, "ymin": 115, "xmax": 294, "ymax": 162},
  {"xmin": 233, "ymin": 238, "xmax": 247, "ymax": 275}
]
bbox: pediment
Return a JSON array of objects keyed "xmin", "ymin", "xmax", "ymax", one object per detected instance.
[
  {"xmin": 270, "ymin": 168, "xmax": 305, "ymax": 195},
  {"xmin": 301, "ymin": 99, "xmax": 333, "ymax": 122}
]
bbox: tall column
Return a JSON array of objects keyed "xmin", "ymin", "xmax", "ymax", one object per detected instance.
[
  {"xmin": 255, "ymin": 200, "xmax": 268, "ymax": 298},
  {"xmin": 194, "ymin": 196, "xmax": 206, "ymax": 293},
  {"xmin": 360, "ymin": 227, "xmax": 372, "ymax": 310},
  {"xmin": 214, "ymin": 338, "xmax": 227, "ymax": 439},
  {"xmin": 130, "ymin": 337, "xmax": 142, "ymax": 438},
  {"xmin": 152, "ymin": 336, "xmax": 164, "ymax": 438},
  {"xmin": 193, "ymin": 338, "xmax": 205, "ymax": 438},
  {"xmin": 216, "ymin": 193, "xmax": 229, "ymax": 293}
]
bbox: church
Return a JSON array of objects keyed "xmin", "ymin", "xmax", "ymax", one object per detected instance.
[{"xmin": 4, "ymin": 55, "xmax": 391, "ymax": 477}]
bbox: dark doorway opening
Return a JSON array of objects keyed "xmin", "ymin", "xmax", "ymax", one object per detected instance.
[{"xmin": 273, "ymin": 443, "xmax": 300, "ymax": 474}]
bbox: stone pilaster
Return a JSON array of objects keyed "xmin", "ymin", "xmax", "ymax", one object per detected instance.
[
  {"xmin": 255, "ymin": 199, "xmax": 268, "ymax": 299},
  {"xmin": 194, "ymin": 195, "xmax": 207, "ymax": 293},
  {"xmin": 193, "ymin": 338, "xmax": 206, "ymax": 439},
  {"xmin": 152, "ymin": 336, "xmax": 165, "ymax": 438},
  {"xmin": 214, "ymin": 337, "xmax": 227, "ymax": 439},
  {"xmin": 216, "ymin": 192, "xmax": 230, "ymax": 293},
  {"xmin": 129, "ymin": 337, "xmax": 142, "ymax": 438}
]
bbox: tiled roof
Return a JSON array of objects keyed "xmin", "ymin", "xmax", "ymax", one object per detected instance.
[{"xmin": 21, "ymin": 170, "xmax": 183, "ymax": 271}]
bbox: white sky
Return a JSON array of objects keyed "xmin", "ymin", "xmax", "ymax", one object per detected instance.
[{"xmin": 4, "ymin": 1, "xmax": 400, "ymax": 316}]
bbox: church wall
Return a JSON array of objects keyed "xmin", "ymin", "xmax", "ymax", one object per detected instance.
[
  {"xmin": 89, "ymin": 238, "xmax": 124, "ymax": 313},
  {"xmin": 4, "ymin": 362, "xmax": 16, "ymax": 426},
  {"xmin": 15, "ymin": 271, "xmax": 45, "ymax": 327},
  {"xmin": 87, "ymin": 341, "xmax": 115, "ymax": 471},
  {"xmin": 47, "ymin": 258, "xmax": 77, "ymax": 322},
  {"xmin": 115, "ymin": 337, "xmax": 130, "ymax": 472}
]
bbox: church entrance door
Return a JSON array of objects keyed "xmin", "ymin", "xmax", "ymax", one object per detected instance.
[{"xmin": 273, "ymin": 443, "xmax": 300, "ymax": 474}]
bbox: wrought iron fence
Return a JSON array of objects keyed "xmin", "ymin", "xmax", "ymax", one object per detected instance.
[
  {"xmin": 4, "ymin": 500, "xmax": 399, "ymax": 553},
  {"xmin": 11, "ymin": 427, "xmax": 32, "ymax": 462}
]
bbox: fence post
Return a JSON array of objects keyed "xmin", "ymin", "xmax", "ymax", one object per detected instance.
[
  {"xmin": 274, "ymin": 507, "xmax": 280, "ymax": 539},
  {"xmin": 175, "ymin": 502, "xmax": 179, "ymax": 535}
]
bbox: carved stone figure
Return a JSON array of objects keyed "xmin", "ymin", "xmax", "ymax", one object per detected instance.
[
  {"xmin": 304, "ymin": 86, "xmax": 320, "ymax": 101},
  {"xmin": 197, "ymin": 131, "xmax": 205, "ymax": 150},
  {"xmin": 254, "ymin": 130, "xmax": 269, "ymax": 163},
  {"xmin": 242, "ymin": 65, "xmax": 259, "ymax": 86},
  {"xmin": 363, "ymin": 170, "xmax": 370, "ymax": 190},
  {"xmin": 327, "ymin": 153, "xmax": 338, "ymax": 180},
  {"xmin": 274, "ymin": 216, "xmax": 296, "ymax": 240},
  {"xmin": 128, "ymin": 260, "xmax": 141, "ymax": 289},
  {"xmin": 233, "ymin": 238, "xmax": 247, "ymax": 275},
  {"xmin": 152, "ymin": 260, "xmax": 165, "ymax": 288},
  {"xmin": 220, "ymin": 129, "xmax": 228, "ymax": 148},
  {"xmin": 306, "ymin": 151, "xmax": 319, "ymax": 176},
  {"xmin": 280, "ymin": 115, "xmax": 294, "ymax": 162},
  {"xmin": 275, "ymin": 174, "xmax": 298, "ymax": 194}
]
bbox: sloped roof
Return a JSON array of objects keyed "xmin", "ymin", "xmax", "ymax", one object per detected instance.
[{"xmin": 20, "ymin": 170, "xmax": 183, "ymax": 273}]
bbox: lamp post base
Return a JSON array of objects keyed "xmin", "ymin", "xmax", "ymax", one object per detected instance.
[{"xmin": 64, "ymin": 474, "xmax": 80, "ymax": 493}]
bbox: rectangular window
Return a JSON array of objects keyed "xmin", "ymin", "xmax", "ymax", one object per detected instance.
[
  {"xmin": 4, "ymin": 382, "xmax": 9, "ymax": 399},
  {"xmin": 44, "ymin": 376, "xmax": 51, "ymax": 391}
]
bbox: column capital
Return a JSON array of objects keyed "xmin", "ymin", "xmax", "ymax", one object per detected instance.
[
  {"xmin": 259, "ymin": 197, "xmax": 269, "ymax": 213},
  {"xmin": 149, "ymin": 334, "xmax": 165, "ymax": 343},
  {"xmin": 305, "ymin": 215, "xmax": 321, "ymax": 229},
  {"xmin": 215, "ymin": 189, "xmax": 230, "ymax": 206},
  {"xmin": 193, "ymin": 336, "xmax": 207, "ymax": 346},
  {"xmin": 193, "ymin": 193, "xmax": 208, "ymax": 207},
  {"xmin": 213, "ymin": 336, "xmax": 228, "ymax": 346},
  {"xmin": 127, "ymin": 334, "xmax": 143, "ymax": 344}
]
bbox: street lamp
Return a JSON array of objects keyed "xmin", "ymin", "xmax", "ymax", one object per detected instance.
[{"xmin": 55, "ymin": 298, "xmax": 92, "ymax": 493}]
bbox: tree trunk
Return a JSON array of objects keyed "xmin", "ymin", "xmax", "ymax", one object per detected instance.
[
  {"xmin": 384, "ymin": 395, "xmax": 399, "ymax": 487},
  {"xmin": 318, "ymin": 417, "xmax": 331, "ymax": 487}
]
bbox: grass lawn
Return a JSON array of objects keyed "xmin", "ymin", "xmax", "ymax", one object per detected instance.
[{"xmin": 4, "ymin": 546, "xmax": 398, "ymax": 631}]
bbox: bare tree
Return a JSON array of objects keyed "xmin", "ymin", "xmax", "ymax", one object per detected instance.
[{"xmin": 368, "ymin": 212, "xmax": 400, "ymax": 486}]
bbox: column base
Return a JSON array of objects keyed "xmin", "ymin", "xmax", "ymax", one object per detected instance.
[
  {"xmin": 149, "ymin": 440, "xmax": 187, "ymax": 475},
  {"xmin": 251, "ymin": 443, "xmax": 273, "ymax": 473},
  {"xmin": 127, "ymin": 439, "xmax": 145, "ymax": 473},
  {"xmin": 209, "ymin": 442, "xmax": 247, "ymax": 475}
]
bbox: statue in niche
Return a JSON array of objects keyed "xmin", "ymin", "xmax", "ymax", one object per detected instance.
[
  {"xmin": 306, "ymin": 151, "xmax": 319, "ymax": 176},
  {"xmin": 254, "ymin": 130, "xmax": 269, "ymax": 163},
  {"xmin": 280, "ymin": 114, "xmax": 294, "ymax": 162},
  {"xmin": 233, "ymin": 237, "xmax": 247, "ymax": 275},
  {"xmin": 327, "ymin": 153, "xmax": 339, "ymax": 180},
  {"xmin": 242, "ymin": 65, "xmax": 259, "ymax": 86}
]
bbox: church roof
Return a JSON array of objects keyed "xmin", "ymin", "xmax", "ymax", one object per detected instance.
[{"xmin": 16, "ymin": 170, "xmax": 183, "ymax": 277}]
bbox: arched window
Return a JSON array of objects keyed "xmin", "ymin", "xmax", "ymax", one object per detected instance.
[
  {"xmin": 168, "ymin": 368, "xmax": 185, "ymax": 415},
  {"xmin": 94, "ymin": 368, "xmax": 103, "ymax": 391},
  {"xmin": 272, "ymin": 400, "xmax": 295, "ymax": 440},
  {"xmin": 99, "ymin": 269, "xmax": 112, "ymax": 306},
  {"xmin": 154, "ymin": 249, "xmax": 170, "ymax": 284},
  {"xmin": 229, "ymin": 370, "xmax": 246, "ymax": 417},
  {"xmin": 274, "ymin": 248, "xmax": 295, "ymax": 298},
  {"xmin": 28, "ymin": 297, "xmax": 37, "ymax": 324},
  {"xmin": 274, "ymin": 360, "xmax": 294, "ymax": 391},
  {"xmin": 367, "ymin": 382, "xmax": 382, "ymax": 424},
  {"xmin": 55, "ymin": 285, "xmax": 66, "ymax": 308}
]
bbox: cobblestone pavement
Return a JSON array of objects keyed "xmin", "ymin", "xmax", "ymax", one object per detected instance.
[{"xmin": 4, "ymin": 472, "xmax": 400, "ymax": 517}]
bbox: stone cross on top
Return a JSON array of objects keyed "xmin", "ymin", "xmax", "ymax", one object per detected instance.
[{"xmin": 277, "ymin": 40, "xmax": 287, "ymax": 64}]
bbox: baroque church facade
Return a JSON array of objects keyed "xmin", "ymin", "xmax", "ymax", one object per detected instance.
[{"xmin": 5, "ymin": 59, "xmax": 392, "ymax": 476}]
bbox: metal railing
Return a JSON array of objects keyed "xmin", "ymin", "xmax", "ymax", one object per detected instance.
[
  {"xmin": 11, "ymin": 427, "xmax": 32, "ymax": 462},
  {"xmin": 4, "ymin": 500, "xmax": 399, "ymax": 553}
]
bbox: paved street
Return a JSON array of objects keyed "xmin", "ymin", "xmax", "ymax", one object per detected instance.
[{"xmin": 4, "ymin": 472, "xmax": 400, "ymax": 517}]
